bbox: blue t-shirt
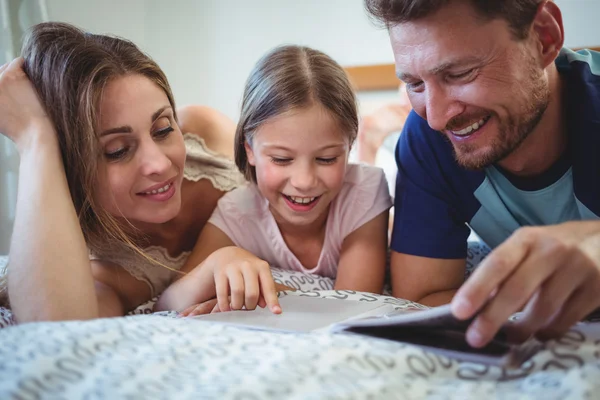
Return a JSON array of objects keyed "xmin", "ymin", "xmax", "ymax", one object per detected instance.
[{"xmin": 391, "ymin": 48, "xmax": 600, "ymax": 259}]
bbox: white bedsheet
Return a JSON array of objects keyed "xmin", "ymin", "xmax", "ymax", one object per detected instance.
[{"xmin": 1, "ymin": 290, "xmax": 600, "ymax": 399}]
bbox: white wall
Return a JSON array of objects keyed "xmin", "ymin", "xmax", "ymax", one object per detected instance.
[{"xmin": 43, "ymin": 0, "xmax": 600, "ymax": 120}]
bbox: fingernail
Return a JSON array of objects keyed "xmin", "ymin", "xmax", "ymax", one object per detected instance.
[
  {"xmin": 451, "ymin": 297, "xmax": 472, "ymax": 320},
  {"xmin": 272, "ymin": 305, "xmax": 282, "ymax": 314},
  {"xmin": 467, "ymin": 328, "xmax": 484, "ymax": 348}
]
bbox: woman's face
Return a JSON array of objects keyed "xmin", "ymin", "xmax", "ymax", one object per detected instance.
[{"xmin": 96, "ymin": 74, "xmax": 186, "ymax": 224}]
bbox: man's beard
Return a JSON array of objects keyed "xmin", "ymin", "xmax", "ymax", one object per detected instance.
[{"xmin": 449, "ymin": 65, "xmax": 550, "ymax": 170}]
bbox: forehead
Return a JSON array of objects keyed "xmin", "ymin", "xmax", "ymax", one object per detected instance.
[
  {"xmin": 388, "ymin": 2, "xmax": 512, "ymax": 76},
  {"xmin": 98, "ymin": 74, "xmax": 170, "ymax": 129},
  {"xmin": 254, "ymin": 103, "xmax": 348, "ymax": 146}
]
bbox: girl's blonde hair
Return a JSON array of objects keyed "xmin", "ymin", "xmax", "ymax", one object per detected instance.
[
  {"xmin": 0, "ymin": 22, "xmax": 179, "ymax": 306},
  {"xmin": 234, "ymin": 45, "xmax": 358, "ymax": 183}
]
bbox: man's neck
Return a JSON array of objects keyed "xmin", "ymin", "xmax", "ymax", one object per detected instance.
[{"xmin": 498, "ymin": 66, "xmax": 567, "ymax": 177}]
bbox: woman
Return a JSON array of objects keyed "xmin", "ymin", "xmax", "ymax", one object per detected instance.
[{"xmin": 0, "ymin": 22, "xmax": 245, "ymax": 321}]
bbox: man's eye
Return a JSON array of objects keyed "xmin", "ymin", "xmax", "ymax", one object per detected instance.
[
  {"xmin": 448, "ymin": 69, "xmax": 475, "ymax": 80},
  {"xmin": 406, "ymin": 81, "xmax": 424, "ymax": 91}
]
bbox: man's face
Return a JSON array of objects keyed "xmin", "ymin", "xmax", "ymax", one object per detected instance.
[{"xmin": 390, "ymin": 1, "xmax": 550, "ymax": 170}]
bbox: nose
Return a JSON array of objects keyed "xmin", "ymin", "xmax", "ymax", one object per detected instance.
[
  {"xmin": 421, "ymin": 83, "xmax": 465, "ymax": 132},
  {"xmin": 139, "ymin": 139, "xmax": 172, "ymax": 177},
  {"xmin": 289, "ymin": 161, "xmax": 318, "ymax": 192}
]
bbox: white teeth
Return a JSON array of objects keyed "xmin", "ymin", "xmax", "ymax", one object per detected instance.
[
  {"xmin": 144, "ymin": 183, "xmax": 170, "ymax": 195},
  {"xmin": 288, "ymin": 196, "xmax": 317, "ymax": 204},
  {"xmin": 453, "ymin": 118, "xmax": 487, "ymax": 136}
]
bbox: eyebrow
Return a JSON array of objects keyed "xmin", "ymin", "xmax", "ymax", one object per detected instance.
[
  {"xmin": 396, "ymin": 57, "xmax": 481, "ymax": 81},
  {"xmin": 100, "ymin": 105, "xmax": 172, "ymax": 137},
  {"xmin": 263, "ymin": 143, "xmax": 346, "ymax": 151}
]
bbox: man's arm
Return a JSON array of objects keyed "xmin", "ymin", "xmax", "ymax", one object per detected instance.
[{"xmin": 390, "ymin": 251, "xmax": 465, "ymax": 306}]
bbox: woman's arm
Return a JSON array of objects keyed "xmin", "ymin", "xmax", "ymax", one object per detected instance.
[
  {"xmin": 0, "ymin": 59, "xmax": 98, "ymax": 321},
  {"xmin": 334, "ymin": 210, "xmax": 389, "ymax": 294}
]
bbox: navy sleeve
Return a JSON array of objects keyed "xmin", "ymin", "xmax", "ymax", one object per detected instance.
[{"xmin": 390, "ymin": 111, "xmax": 474, "ymax": 259}]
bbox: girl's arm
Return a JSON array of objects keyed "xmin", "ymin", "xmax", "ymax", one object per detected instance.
[
  {"xmin": 154, "ymin": 223, "xmax": 281, "ymax": 313},
  {"xmin": 334, "ymin": 210, "xmax": 389, "ymax": 294}
]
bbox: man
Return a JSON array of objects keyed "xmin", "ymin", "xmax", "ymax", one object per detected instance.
[{"xmin": 365, "ymin": 0, "xmax": 600, "ymax": 348}]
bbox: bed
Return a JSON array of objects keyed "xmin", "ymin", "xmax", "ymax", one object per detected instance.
[{"xmin": 1, "ymin": 245, "xmax": 600, "ymax": 399}]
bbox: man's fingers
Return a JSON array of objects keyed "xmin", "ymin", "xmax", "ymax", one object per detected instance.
[
  {"xmin": 259, "ymin": 268, "xmax": 281, "ymax": 314},
  {"xmin": 452, "ymin": 228, "xmax": 535, "ymax": 320},
  {"xmin": 467, "ymin": 249, "xmax": 567, "ymax": 347},
  {"xmin": 511, "ymin": 263, "xmax": 583, "ymax": 341},
  {"xmin": 536, "ymin": 283, "xmax": 599, "ymax": 341}
]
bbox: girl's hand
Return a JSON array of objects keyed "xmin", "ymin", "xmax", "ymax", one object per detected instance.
[
  {"xmin": 179, "ymin": 282, "xmax": 295, "ymax": 317},
  {"xmin": 0, "ymin": 58, "xmax": 55, "ymax": 150},
  {"xmin": 214, "ymin": 253, "xmax": 282, "ymax": 314}
]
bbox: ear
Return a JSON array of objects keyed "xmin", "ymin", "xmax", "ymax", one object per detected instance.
[
  {"xmin": 244, "ymin": 141, "xmax": 256, "ymax": 166},
  {"xmin": 531, "ymin": 1, "xmax": 564, "ymax": 68}
]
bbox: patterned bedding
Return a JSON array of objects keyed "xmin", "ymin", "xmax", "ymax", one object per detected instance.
[{"xmin": 3, "ymin": 244, "xmax": 600, "ymax": 399}]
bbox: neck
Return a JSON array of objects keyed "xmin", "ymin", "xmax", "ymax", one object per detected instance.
[
  {"xmin": 497, "ymin": 66, "xmax": 567, "ymax": 177},
  {"xmin": 272, "ymin": 206, "xmax": 329, "ymax": 239}
]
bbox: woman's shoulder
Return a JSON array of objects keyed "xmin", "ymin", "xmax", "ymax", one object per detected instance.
[{"xmin": 177, "ymin": 105, "xmax": 236, "ymax": 158}]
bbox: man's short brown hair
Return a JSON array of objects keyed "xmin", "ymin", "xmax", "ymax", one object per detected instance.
[{"xmin": 365, "ymin": 0, "xmax": 543, "ymax": 39}]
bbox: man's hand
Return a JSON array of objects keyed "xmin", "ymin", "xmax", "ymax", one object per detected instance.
[{"xmin": 451, "ymin": 221, "xmax": 600, "ymax": 347}]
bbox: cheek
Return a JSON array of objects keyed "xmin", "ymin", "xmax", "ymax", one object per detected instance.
[
  {"xmin": 95, "ymin": 166, "xmax": 131, "ymax": 212},
  {"xmin": 255, "ymin": 161, "xmax": 283, "ymax": 188},
  {"xmin": 167, "ymin": 134, "xmax": 187, "ymax": 169},
  {"xmin": 325, "ymin": 164, "xmax": 347, "ymax": 191}
]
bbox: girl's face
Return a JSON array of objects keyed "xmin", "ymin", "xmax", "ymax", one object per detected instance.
[
  {"xmin": 96, "ymin": 74, "xmax": 186, "ymax": 224},
  {"xmin": 245, "ymin": 103, "xmax": 350, "ymax": 229}
]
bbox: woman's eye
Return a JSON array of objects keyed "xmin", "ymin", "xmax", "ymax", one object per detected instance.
[
  {"xmin": 270, "ymin": 157, "xmax": 292, "ymax": 165},
  {"xmin": 317, "ymin": 157, "xmax": 338, "ymax": 165},
  {"xmin": 153, "ymin": 126, "xmax": 174, "ymax": 140},
  {"xmin": 104, "ymin": 147, "xmax": 129, "ymax": 161}
]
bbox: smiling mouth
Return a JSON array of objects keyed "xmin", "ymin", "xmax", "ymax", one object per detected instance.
[
  {"xmin": 138, "ymin": 182, "xmax": 173, "ymax": 196},
  {"xmin": 283, "ymin": 195, "xmax": 320, "ymax": 205},
  {"xmin": 449, "ymin": 116, "xmax": 491, "ymax": 137}
]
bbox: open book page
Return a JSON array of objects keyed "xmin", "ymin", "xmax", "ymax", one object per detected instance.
[
  {"xmin": 191, "ymin": 295, "xmax": 391, "ymax": 333},
  {"xmin": 191, "ymin": 296, "xmax": 541, "ymax": 368}
]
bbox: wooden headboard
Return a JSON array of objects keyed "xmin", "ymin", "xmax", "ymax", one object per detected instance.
[{"xmin": 345, "ymin": 46, "xmax": 600, "ymax": 91}]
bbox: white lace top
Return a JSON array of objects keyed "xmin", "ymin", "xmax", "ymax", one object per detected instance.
[{"xmin": 92, "ymin": 133, "xmax": 245, "ymax": 297}]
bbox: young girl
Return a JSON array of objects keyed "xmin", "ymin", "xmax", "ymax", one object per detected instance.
[{"xmin": 156, "ymin": 45, "xmax": 392, "ymax": 315}]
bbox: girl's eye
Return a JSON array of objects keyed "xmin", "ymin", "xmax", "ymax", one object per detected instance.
[
  {"xmin": 270, "ymin": 157, "xmax": 292, "ymax": 165},
  {"xmin": 153, "ymin": 126, "xmax": 174, "ymax": 140},
  {"xmin": 317, "ymin": 157, "xmax": 338, "ymax": 165},
  {"xmin": 104, "ymin": 147, "xmax": 129, "ymax": 161}
]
